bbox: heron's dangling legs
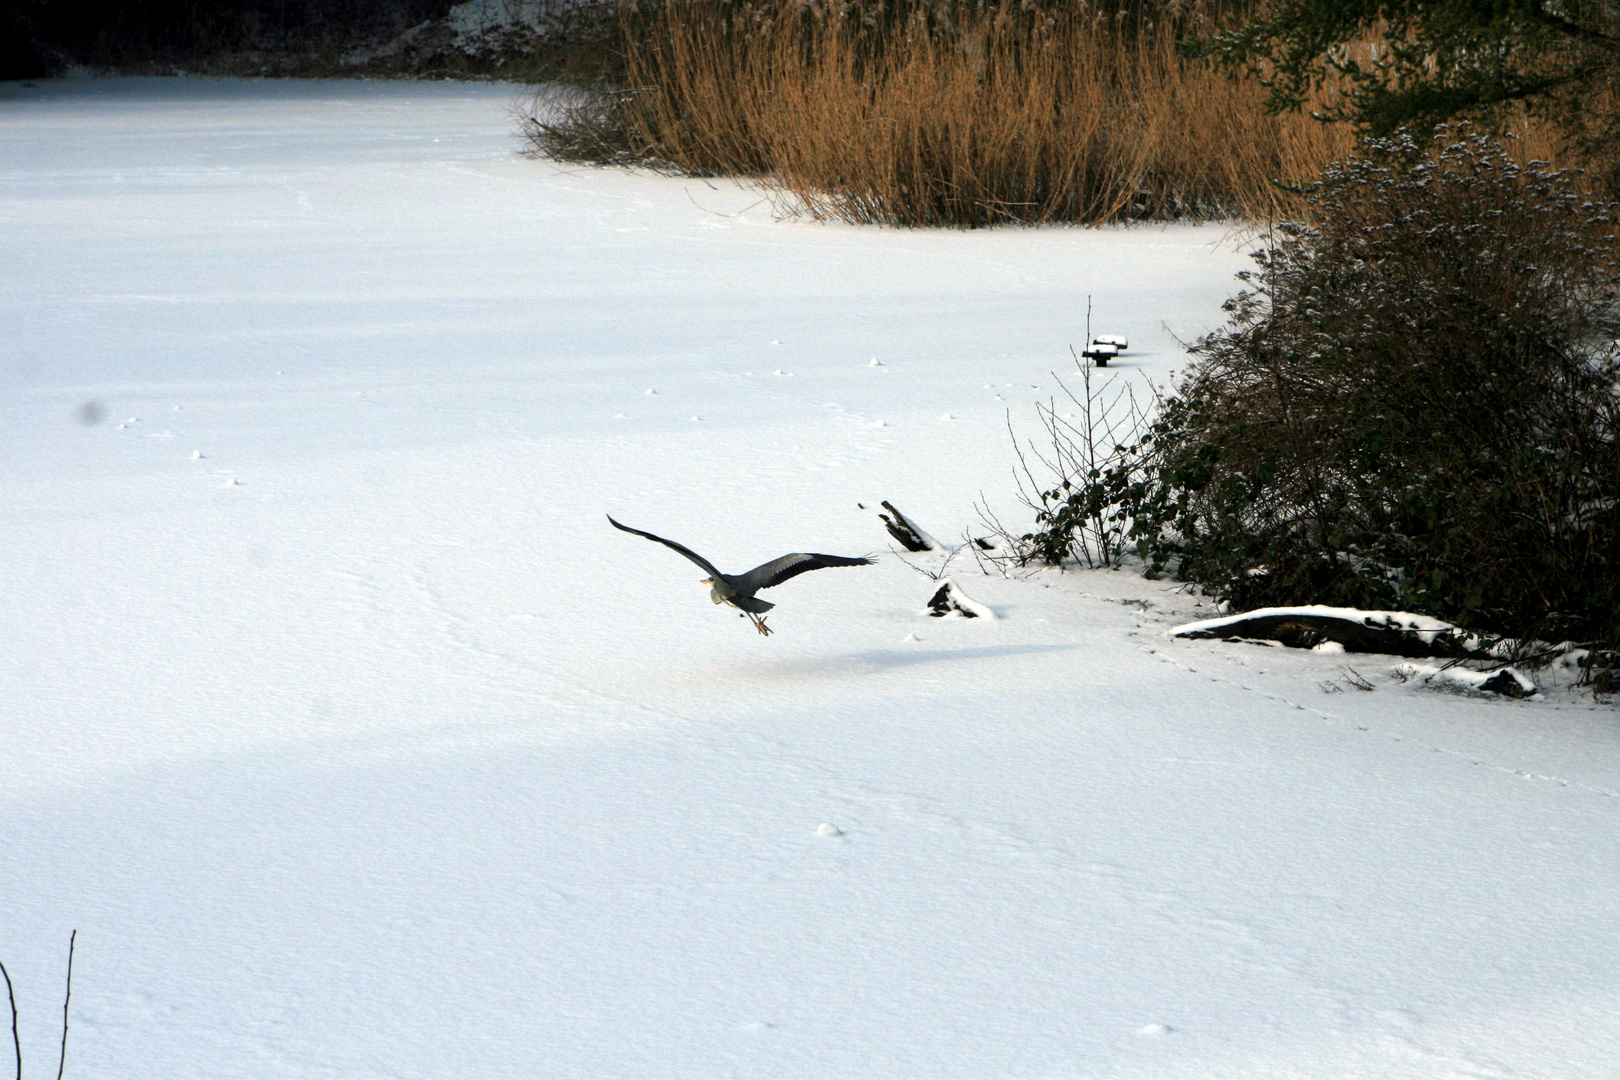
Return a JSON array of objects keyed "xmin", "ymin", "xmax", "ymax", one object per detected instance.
[{"xmin": 751, "ymin": 613, "xmax": 773, "ymax": 636}]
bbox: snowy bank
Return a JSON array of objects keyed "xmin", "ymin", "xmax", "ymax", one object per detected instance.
[{"xmin": 4, "ymin": 79, "xmax": 1619, "ymax": 1079}]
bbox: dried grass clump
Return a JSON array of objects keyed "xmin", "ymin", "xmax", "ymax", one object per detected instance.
[{"xmin": 528, "ymin": 0, "xmax": 1360, "ymax": 225}]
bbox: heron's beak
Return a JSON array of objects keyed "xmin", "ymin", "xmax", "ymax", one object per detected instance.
[{"xmin": 700, "ymin": 578, "xmax": 712, "ymax": 585}]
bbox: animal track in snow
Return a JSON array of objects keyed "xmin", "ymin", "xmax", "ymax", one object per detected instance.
[{"xmin": 1147, "ymin": 639, "xmax": 1617, "ymax": 798}]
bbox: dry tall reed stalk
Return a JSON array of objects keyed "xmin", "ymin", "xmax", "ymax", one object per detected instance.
[
  {"xmin": 525, "ymin": 0, "xmax": 1589, "ymax": 226},
  {"xmin": 609, "ymin": 0, "xmax": 1360, "ymax": 225}
]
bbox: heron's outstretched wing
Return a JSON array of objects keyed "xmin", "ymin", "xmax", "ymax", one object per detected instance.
[
  {"xmin": 736, "ymin": 552, "xmax": 874, "ymax": 594},
  {"xmin": 608, "ymin": 516, "xmax": 725, "ymax": 579}
]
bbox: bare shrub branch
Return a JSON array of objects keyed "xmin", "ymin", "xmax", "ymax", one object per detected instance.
[{"xmin": 992, "ymin": 360, "xmax": 1161, "ymax": 569}]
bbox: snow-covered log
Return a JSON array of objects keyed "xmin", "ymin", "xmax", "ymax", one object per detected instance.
[{"xmin": 1170, "ymin": 606, "xmax": 1486, "ymax": 658}]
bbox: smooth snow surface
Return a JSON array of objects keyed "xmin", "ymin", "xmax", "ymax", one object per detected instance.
[{"xmin": 5, "ymin": 78, "xmax": 1620, "ymax": 1078}]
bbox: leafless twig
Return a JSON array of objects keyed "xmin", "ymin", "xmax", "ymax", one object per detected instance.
[
  {"xmin": 891, "ymin": 545, "xmax": 963, "ymax": 582},
  {"xmin": 0, "ymin": 930, "xmax": 79, "ymax": 1080},
  {"xmin": 1342, "ymin": 667, "xmax": 1376, "ymax": 691},
  {"xmin": 1, "ymin": 956, "xmax": 18, "ymax": 1080},
  {"xmin": 57, "ymin": 931, "xmax": 75, "ymax": 1080}
]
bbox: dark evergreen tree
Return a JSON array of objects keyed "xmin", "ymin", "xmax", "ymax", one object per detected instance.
[
  {"xmin": 1196, "ymin": 1, "xmax": 1620, "ymax": 191},
  {"xmin": 2, "ymin": 0, "xmax": 49, "ymax": 78}
]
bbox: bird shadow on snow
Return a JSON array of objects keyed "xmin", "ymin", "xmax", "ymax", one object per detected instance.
[
  {"xmin": 853, "ymin": 643, "xmax": 1077, "ymax": 671},
  {"xmin": 602, "ymin": 643, "xmax": 1080, "ymax": 706},
  {"xmin": 735, "ymin": 643, "xmax": 1080, "ymax": 683}
]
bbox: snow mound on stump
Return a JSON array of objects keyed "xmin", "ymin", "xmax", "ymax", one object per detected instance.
[
  {"xmin": 1394, "ymin": 663, "xmax": 1537, "ymax": 698},
  {"xmin": 923, "ymin": 580, "xmax": 996, "ymax": 620}
]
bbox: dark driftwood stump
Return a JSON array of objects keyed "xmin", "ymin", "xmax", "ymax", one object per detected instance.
[
  {"xmin": 878, "ymin": 501, "xmax": 995, "ymax": 552},
  {"xmin": 879, "ymin": 500, "xmax": 935, "ymax": 552},
  {"xmin": 1175, "ymin": 613, "xmax": 1478, "ymax": 658}
]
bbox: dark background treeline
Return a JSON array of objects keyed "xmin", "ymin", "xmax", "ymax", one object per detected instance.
[{"xmin": 2, "ymin": 0, "xmax": 458, "ymax": 76}]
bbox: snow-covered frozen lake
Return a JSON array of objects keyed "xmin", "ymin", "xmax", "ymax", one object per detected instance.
[{"xmin": 4, "ymin": 77, "xmax": 1619, "ymax": 1077}]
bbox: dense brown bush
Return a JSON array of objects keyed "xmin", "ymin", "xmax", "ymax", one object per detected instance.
[{"xmin": 1027, "ymin": 128, "xmax": 1620, "ymax": 644}]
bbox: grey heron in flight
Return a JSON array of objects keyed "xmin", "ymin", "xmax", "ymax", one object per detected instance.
[{"xmin": 608, "ymin": 516, "xmax": 873, "ymax": 635}]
